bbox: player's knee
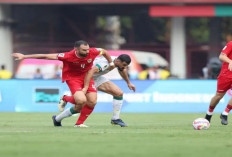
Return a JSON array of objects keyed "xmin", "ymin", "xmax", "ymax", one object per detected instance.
[
  {"xmin": 73, "ymin": 105, "xmax": 82, "ymax": 113},
  {"xmin": 215, "ymin": 93, "xmax": 224, "ymax": 100},
  {"xmin": 87, "ymin": 100, "xmax": 97, "ymax": 107},
  {"xmin": 74, "ymin": 98, "xmax": 86, "ymax": 105},
  {"xmin": 114, "ymin": 90, "xmax": 123, "ymax": 97}
]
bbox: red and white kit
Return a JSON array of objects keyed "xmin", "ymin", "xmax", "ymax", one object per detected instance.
[{"xmin": 57, "ymin": 48, "xmax": 102, "ymax": 94}]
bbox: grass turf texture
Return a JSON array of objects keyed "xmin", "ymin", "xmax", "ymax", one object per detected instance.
[{"xmin": 0, "ymin": 113, "xmax": 232, "ymax": 157}]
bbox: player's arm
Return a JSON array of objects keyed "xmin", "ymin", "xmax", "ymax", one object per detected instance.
[
  {"xmin": 82, "ymin": 66, "xmax": 100, "ymax": 94},
  {"xmin": 219, "ymin": 53, "xmax": 232, "ymax": 71},
  {"xmin": 118, "ymin": 69, "xmax": 136, "ymax": 92},
  {"xmin": 220, "ymin": 42, "xmax": 232, "ymax": 71},
  {"xmin": 12, "ymin": 53, "xmax": 58, "ymax": 60},
  {"xmin": 101, "ymin": 49, "xmax": 115, "ymax": 70}
]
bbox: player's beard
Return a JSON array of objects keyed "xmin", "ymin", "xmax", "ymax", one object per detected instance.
[
  {"xmin": 79, "ymin": 53, "xmax": 88, "ymax": 57},
  {"xmin": 117, "ymin": 67, "xmax": 124, "ymax": 71}
]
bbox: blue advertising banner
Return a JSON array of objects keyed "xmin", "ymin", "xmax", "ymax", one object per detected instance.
[{"xmin": 0, "ymin": 79, "xmax": 229, "ymax": 113}]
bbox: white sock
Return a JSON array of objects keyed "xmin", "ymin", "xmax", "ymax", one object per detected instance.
[
  {"xmin": 207, "ymin": 111, "xmax": 213, "ymax": 115},
  {"xmin": 222, "ymin": 111, "xmax": 229, "ymax": 116},
  {"xmin": 56, "ymin": 107, "xmax": 73, "ymax": 122},
  {"xmin": 112, "ymin": 98, "xmax": 123, "ymax": 120}
]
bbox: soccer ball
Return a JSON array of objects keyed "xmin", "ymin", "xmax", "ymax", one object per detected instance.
[{"xmin": 192, "ymin": 118, "xmax": 210, "ymax": 130}]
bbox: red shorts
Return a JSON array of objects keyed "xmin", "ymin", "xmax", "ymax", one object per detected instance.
[
  {"xmin": 217, "ymin": 75, "xmax": 232, "ymax": 93},
  {"xmin": 66, "ymin": 78, "xmax": 97, "ymax": 95}
]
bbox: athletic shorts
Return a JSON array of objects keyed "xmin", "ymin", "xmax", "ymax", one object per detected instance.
[
  {"xmin": 66, "ymin": 78, "xmax": 97, "ymax": 95},
  {"xmin": 217, "ymin": 75, "xmax": 232, "ymax": 93},
  {"xmin": 93, "ymin": 75, "xmax": 109, "ymax": 88}
]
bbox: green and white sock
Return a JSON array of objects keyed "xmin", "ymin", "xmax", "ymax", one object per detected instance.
[
  {"xmin": 56, "ymin": 107, "xmax": 77, "ymax": 122},
  {"xmin": 112, "ymin": 96, "xmax": 123, "ymax": 120}
]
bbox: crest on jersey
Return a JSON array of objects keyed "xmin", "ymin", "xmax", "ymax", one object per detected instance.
[
  {"xmin": 87, "ymin": 59, "xmax": 92, "ymax": 63},
  {"xmin": 58, "ymin": 53, "xmax": 65, "ymax": 57}
]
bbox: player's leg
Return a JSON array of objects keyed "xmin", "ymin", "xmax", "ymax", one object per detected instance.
[
  {"xmin": 74, "ymin": 92, "xmax": 97, "ymax": 127},
  {"xmin": 53, "ymin": 80, "xmax": 86, "ymax": 127},
  {"xmin": 205, "ymin": 92, "xmax": 226, "ymax": 123},
  {"xmin": 53, "ymin": 91, "xmax": 86, "ymax": 126},
  {"xmin": 74, "ymin": 79, "xmax": 97, "ymax": 127},
  {"xmin": 205, "ymin": 76, "xmax": 229, "ymax": 123},
  {"xmin": 58, "ymin": 94, "xmax": 75, "ymax": 112},
  {"xmin": 98, "ymin": 81, "xmax": 127, "ymax": 127},
  {"xmin": 220, "ymin": 96, "xmax": 232, "ymax": 125}
]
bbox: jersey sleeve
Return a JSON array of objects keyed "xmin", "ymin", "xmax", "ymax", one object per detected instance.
[
  {"xmin": 57, "ymin": 52, "xmax": 69, "ymax": 61},
  {"xmin": 90, "ymin": 48, "xmax": 104, "ymax": 57},
  {"xmin": 222, "ymin": 41, "xmax": 232, "ymax": 55}
]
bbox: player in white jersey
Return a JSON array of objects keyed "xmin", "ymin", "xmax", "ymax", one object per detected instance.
[{"xmin": 58, "ymin": 54, "xmax": 136, "ymax": 127}]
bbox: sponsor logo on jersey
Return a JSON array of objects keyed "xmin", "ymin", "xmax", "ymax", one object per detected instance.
[
  {"xmin": 35, "ymin": 88, "xmax": 59, "ymax": 103},
  {"xmin": 58, "ymin": 53, "xmax": 65, "ymax": 57},
  {"xmin": 87, "ymin": 59, "xmax": 92, "ymax": 63}
]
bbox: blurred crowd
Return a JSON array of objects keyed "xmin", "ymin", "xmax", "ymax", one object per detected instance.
[
  {"xmin": 137, "ymin": 65, "xmax": 171, "ymax": 80},
  {"xmin": 0, "ymin": 64, "xmax": 62, "ymax": 80},
  {"xmin": 0, "ymin": 58, "xmax": 222, "ymax": 80}
]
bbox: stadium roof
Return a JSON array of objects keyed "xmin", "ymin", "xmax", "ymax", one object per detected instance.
[{"xmin": 0, "ymin": 0, "xmax": 232, "ymax": 4}]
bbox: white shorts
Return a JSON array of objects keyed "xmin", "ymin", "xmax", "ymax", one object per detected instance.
[{"xmin": 93, "ymin": 75, "xmax": 109, "ymax": 88}]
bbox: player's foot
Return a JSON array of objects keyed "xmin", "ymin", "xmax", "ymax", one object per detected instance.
[
  {"xmin": 74, "ymin": 124, "xmax": 89, "ymax": 128},
  {"xmin": 111, "ymin": 119, "xmax": 128, "ymax": 127},
  {"xmin": 220, "ymin": 114, "xmax": 228, "ymax": 125},
  {"xmin": 58, "ymin": 95, "xmax": 67, "ymax": 112},
  {"xmin": 205, "ymin": 114, "xmax": 212, "ymax": 123},
  {"xmin": 52, "ymin": 115, "xmax": 62, "ymax": 127}
]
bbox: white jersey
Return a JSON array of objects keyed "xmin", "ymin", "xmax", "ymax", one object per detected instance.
[{"xmin": 92, "ymin": 56, "xmax": 117, "ymax": 77}]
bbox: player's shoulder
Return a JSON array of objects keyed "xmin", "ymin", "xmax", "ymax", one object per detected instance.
[
  {"xmin": 90, "ymin": 47, "xmax": 104, "ymax": 52},
  {"xmin": 227, "ymin": 41, "xmax": 232, "ymax": 46},
  {"xmin": 59, "ymin": 49, "xmax": 74, "ymax": 55},
  {"xmin": 57, "ymin": 49, "xmax": 74, "ymax": 59}
]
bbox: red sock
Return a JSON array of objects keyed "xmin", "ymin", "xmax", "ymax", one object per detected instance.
[
  {"xmin": 75, "ymin": 104, "xmax": 94, "ymax": 125},
  {"xmin": 63, "ymin": 96, "xmax": 75, "ymax": 104},
  {"xmin": 225, "ymin": 104, "xmax": 232, "ymax": 113},
  {"xmin": 208, "ymin": 105, "xmax": 215, "ymax": 113}
]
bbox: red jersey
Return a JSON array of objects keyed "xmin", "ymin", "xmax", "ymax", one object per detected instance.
[
  {"xmin": 57, "ymin": 48, "xmax": 102, "ymax": 82},
  {"xmin": 219, "ymin": 41, "xmax": 232, "ymax": 78}
]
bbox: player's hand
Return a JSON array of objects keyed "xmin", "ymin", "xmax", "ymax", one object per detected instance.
[
  {"xmin": 109, "ymin": 64, "xmax": 115, "ymax": 70},
  {"xmin": 128, "ymin": 82, "xmax": 136, "ymax": 92},
  {"xmin": 12, "ymin": 53, "xmax": 25, "ymax": 60},
  {"xmin": 229, "ymin": 62, "xmax": 232, "ymax": 71},
  {"xmin": 82, "ymin": 87, "xmax": 88, "ymax": 94}
]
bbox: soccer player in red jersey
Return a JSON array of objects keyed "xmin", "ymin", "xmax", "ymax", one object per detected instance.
[
  {"xmin": 205, "ymin": 41, "xmax": 232, "ymax": 125},
  {"xmin": 58, "ymin": 54, "xmax": 136, "ymax": 127},
  {"xmin": 12, "ymin": 40, "xmax": 114, "ymax": 127}
]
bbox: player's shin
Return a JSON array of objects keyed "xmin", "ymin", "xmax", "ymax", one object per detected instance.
[
  {"xmin": 222, "ymin": 104, "xmax": 232, "ymax": 115},
  {"xmin": 207, "ymin": 105, "xmax": 215, "ymax": 115},
  {"xmin": 75, "ymin": 104, "xmax": 94, "ymax": 125},
  {"xmin": 112, "ymin": 96, "xmax": 123, "ymax": 120},
  {"xmin": 56, "ymin": 107, "xmax": 78, "ymax": 122}
]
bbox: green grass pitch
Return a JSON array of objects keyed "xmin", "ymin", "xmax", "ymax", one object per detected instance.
[{"xmin": 0, "ymin": 112, "xmax": 232, "ymax": 157}]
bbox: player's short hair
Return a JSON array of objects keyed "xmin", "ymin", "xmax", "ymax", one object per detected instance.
[
  {"xmin": 117, "ymin": 54, "xmax": 131, "ymax": 65},
  {"xmin": 74, "ymin": 40, "xmax": 89, "ymax": 48}
]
